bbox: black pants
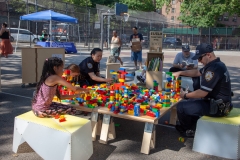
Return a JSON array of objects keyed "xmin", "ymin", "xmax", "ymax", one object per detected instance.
[
  {"xmin": 169, "ymin": 67, "xmax": 200, "ymax": 91},
  {"xmin": 177, "ymin": 99, "xmax": 211, "ymax": 130}
]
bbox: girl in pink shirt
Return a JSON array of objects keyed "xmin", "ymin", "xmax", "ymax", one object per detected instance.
[{"xmin": 32, "ymin": 57, "xmax": 89, "ymax": 118}]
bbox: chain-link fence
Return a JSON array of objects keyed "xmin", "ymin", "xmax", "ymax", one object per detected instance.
[{"xmin": 0, "ymin": 0, "xmax": 239, "ymax": 51}]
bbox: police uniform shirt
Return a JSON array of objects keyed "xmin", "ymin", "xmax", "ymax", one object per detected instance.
[
  {"xmin": 199, "ymin": 58, "xmax": 231, "ymax": 102},
  {"xmin": 79, "ymin": 57, "xmax": 100, "ymax": 80}
]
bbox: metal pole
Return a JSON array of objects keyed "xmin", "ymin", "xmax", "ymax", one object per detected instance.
[
  {"xmin": 35, "ymin": 0, "xmax": 38, "ymax": 40},
  {"xmin": 88, "ymin": 9, "xmax": 90, "ymax": 51},
  {"xmin": 6, "ymin": 0, "xmax": 10, "ymax": 28},
  {"xmin": 50, "ymin": 20, "xmax": 52, "ymax": 47},
  {"xmin": 225, "ymin": 26, "xmax": 227, "ymax": 50},
  {"xmin": 15, "ymin": 20, "xmax": 21, "ymax": 53},
  {"xmin": 192, "ymin": 26, "xmax": 193, "ymax": 46},
  {"xmin": 107, "ymin": 15, "xmax": 110, "ymax": 50},
  {"xmin": 100, "ymin": 13, "xmax": 104, "ymax": 50},
  {"xmin": 209, "ymin": 27, "xmax": 211, "ymax": 44}
]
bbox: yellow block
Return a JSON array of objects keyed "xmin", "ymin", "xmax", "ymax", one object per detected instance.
[
  {"xmin": 16, "ymin": 111, "xmax": 90, "ymax": 133},
  {"xmin": 119, "ymin": 79, "xmax": 125, "ymax": 83},
  {"xmin": 201, "ymin": 108, "xmax": 240, "ymax": 126}
]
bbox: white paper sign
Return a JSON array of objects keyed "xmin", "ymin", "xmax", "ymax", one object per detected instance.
[{"xmin": 52, "ymin": 54, "xmax": 63, "ymax": 59}]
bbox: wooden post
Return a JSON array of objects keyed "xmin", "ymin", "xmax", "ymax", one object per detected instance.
[
  {"xmin": 99, "ymin": 114, "xmax": 111, "ymax": 144},
  {"xmin": 108, "ymin": 118, "xmax": 116, "ymax": 140},
  {"xmin": 140, "ymin": 122, "xmax": 154, "ymax": 154},
  {"xmin": 91, "ymin": 112, "xmax": 99, "ymax": 141},
  {"xmin": 169, "ymin": 105, "xmax": 178, "ymax": 125}
]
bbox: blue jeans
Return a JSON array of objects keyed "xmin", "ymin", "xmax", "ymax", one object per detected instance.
[{"xmin": 131, "ymin": 50, "xmax": 142, "ymax": 62}]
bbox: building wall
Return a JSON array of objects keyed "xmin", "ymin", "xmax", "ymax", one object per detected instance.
[
  {"xmin": 0, "ymin": 2, "xmax": 7, "ymax": 16},
  {"xmin": 160, "ymin": 0, "xmax": 240, "ymax": 27},
  {"xmin": 161, "ymin": 0, "xmax": 182, "ymax": 25}
]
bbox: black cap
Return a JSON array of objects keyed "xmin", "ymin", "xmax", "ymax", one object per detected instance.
[
  {"xmin": 182, "ymin": 45, "xmax": 190, "ymax": 52},
  {"xmin": 192, "ymin": 43, "xmax": 213, "ymax": 60}
]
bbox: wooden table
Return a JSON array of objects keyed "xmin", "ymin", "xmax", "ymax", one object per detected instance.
[
  {"xmin": 95, "ymin": 102, "xmax": 179, "ymax": 154},
  {"xmin": 55, "ymin": 101, "xmax": 179, "ymax": 154}
]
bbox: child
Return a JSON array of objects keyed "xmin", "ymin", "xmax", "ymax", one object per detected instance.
[
  {"xmin": 64, "ymin": 64, "xmax": 81, "ymax": 84},
  {"xmin": 136, "ymin": 60, "xmax": 147, "ymax": 83},
  {"xmin": 32, "ymin": 57, "xmax": 89, "ymax": 118}
]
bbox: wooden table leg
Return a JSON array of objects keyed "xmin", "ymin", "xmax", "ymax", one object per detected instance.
[
  {"xmin": 96, "ymin": 115, "xmax": 102, "ymax": 136},
  {"xmin": 141, "ymin": 122, "xmax": 154, "ymax": 154},
  {"xmin": 91, "ymin": 112, "xmax": 99, "ymax": 141},
  {"xmin": 108, "ymin": 118, "xmax": 116, "ymax": 140},
  {"xmin": 99, "ymin": 114, "xmax": 111, "ymax": 144},
  {"xmin": 169, "ymin": 105, "xmax": 178, "ymax": 125}
]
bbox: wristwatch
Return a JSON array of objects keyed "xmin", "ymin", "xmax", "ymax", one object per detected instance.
[{"xmin": 184, "ymin": 93, "xmax": 188, "ymax": 99}]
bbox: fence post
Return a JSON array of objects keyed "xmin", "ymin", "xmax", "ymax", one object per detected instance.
[
  {"xmin": 225, "ymin": 26, "xmax": 227, "ymax": 50},
  {"xmin": 88, "ymin": 8, "xmax": 90, "ymax": 51}
]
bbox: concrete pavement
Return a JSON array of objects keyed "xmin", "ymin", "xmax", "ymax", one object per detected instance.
[{"xmin": 0, "ymin": 48, "xmax": 239, "ymax": 160}]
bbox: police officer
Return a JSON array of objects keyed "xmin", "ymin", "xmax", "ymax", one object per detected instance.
[
  {"xmin": 78, "ymin": 48, "xmax": 112, "ymax": 86},
  {"xmin": 173, "ymin": 43, "xmax": 232, "ymax": 138}
]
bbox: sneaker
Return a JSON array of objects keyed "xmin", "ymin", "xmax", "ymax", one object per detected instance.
[
  {"xmin": 175, "ymin": 124, "xmax": 186, "ymax": 133},
  {"xmin": 137, "ymin": 76, "xmax": 145, "ymax": 83},
  {"xmin": 181, "ymin": 130, "xmax": 195, "ymax": 138}
]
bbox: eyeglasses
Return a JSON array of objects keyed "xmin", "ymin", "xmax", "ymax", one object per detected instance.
[{"xmin": 198, "ymin": 53, "xmax": 207, "ymax": 61}]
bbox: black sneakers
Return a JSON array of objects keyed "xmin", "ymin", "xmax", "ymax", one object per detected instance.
[
  {"xmin": 137, "ymin": 75, "xmax": 145, "ymax": 83},
  {"xmin": 175, "ymin": 124, "xmax": 195, "ymax": 138}
]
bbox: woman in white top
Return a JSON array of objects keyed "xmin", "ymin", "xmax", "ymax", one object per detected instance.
[{"xmin": 110, "ymin": 30, "xmax": 123, "ymax": 65}]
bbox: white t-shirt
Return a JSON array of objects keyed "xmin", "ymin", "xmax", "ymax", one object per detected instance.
[{"xmin": 173, "ymin": 52, "xmax": 198, "ymax": 67}]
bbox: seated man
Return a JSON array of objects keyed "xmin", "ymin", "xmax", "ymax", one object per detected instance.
[
  {"xmin": 173, "ymin": 43, "xmax": 232, "ymax": 138},
  {"xmin": 170, "ymin": 45, "xmax": 198, "ymax": 72},
  {"xmin": 170, "ymin": 45, "xmax": 200, "ymax": 90}
]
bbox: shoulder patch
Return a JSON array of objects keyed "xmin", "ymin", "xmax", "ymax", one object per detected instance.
[
  {"xmin": 87, "ymin": 63, "xmax": 93, "ymax": 69},
  {"xmin": 205, "ymin": 71, "xmax": 214, "ymax": 81}
]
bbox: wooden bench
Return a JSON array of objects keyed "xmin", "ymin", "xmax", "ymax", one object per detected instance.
[
  {"xmin": 13, "ymin": 111, "xmax": 93, "ymax": 160},
  {"xmin": 193, "ymin": 108, "xmax": 240, "ymax": 159}
]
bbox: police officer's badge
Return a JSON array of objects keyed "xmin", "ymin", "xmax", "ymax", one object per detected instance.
[
  {"xmin": 87, "ymin": 63, "xmax": 93, "ymax": 69},
  {"xmin": 205, "ymin": 71, "xmax": 214, "ymax": 81}
]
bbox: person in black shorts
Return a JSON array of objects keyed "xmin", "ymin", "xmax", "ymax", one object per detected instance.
[{"xmin": 173, "ymin": 43, "xmax": 233, "ymax": 138}]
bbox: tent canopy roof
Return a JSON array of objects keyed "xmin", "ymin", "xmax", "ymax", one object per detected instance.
[{"xmin": 20, "ymin": 10, "xmax": 78, "ymax": 24}]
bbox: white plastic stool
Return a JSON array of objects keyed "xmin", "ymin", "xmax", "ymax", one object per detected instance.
[
  {"xmin": 13, "ymin": 111, "xmax": 93, "ymax": 160},
  {"xmin": 193, "ymin": 108, "xmax": 240, "ymax": 159}
]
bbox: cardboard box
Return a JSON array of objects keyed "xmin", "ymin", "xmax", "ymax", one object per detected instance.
[
  {"xmin": 21, "ymin": 48, "xmax": 65, "ymax": 84},
  {"xmin": 106, "ymin": 57, "xmax": 120, "ymax": 78},
  {"xmin": 36, "ymin": 48, "xmax": 65, "ymax": 82},
  {"xmin": 131, "ymin": 38, "xmax": 142, "ymax": 52},
  {"xmin": 146, "ymin": 71, "xmax": 162, "ymax": 90},
  {"xmin": 22, "ymin": 48, "xmax": 37, "ymax": 83},
  {"xmin": 146, "ymin": 52, "xmax": 164, "ymax": 90},
  {"xmin": 149, "ymin": 31, "xmax": 163, "ymax": 52}
]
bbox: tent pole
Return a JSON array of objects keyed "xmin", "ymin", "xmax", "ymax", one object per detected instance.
[
  {"xmin": 15, "ymin": 20, "xmax": 21, "ymax": 53},
  {"xmin": 50, "ymin": 20, "xmax": 52, "ymax": 47},
  {"xmin": 78, "ymin": 24, "xmax": 81, "ymax": 54}
]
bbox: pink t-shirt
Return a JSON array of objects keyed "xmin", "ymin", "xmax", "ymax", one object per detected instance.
[{"xmin": 32, "ymin": 83, "xmax": 57, "ymax": 111}]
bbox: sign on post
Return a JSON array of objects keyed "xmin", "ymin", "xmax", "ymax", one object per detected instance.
[{"xmin": 149, "ymin": 31, "xmax": 163, "ymax": 52}]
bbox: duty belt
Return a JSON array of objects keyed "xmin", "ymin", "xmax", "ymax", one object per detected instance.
[{"xmin": 208, "ymin": 98, "xmax": 233, "ymax": 117}]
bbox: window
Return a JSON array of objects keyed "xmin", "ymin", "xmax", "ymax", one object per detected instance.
[
  {"xmin": 10, "ymin": 29, "xmax": 18, "ymax": 33},
  {"xmin": 172, "ymin": 0, "xmax": 176, "ymax": 4},
  {"xmin": 232, "ymin": 17, "xmax": 237, "ymax": 22},
  {"xmin": 165, "ymin": 8, "xmax": 170, "ymax": 13},
  {"xmin": 171, "ymin": 16, "xmax": 174, "ymax": 21},
  {"xmin": 218, "ymin": 16, "xmax": 223, "ymax": 21},
  {"xmin": 171, "ymin": 8, "xmax": 175, "ymax": 13},
  {"xmin": 223, "ymin": 16, "xmax": 229, "ymax": 21},
  {"xmin": 19, "ymin": 30, "xmax": 30, "ymax": 35}
]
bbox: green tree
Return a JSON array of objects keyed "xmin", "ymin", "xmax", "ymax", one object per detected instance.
[
  {"xmin": 119, "ymin": 0, "xmax": 156, "ymax": 12},
  {"xmin": 156, "ymin": 0, "xmax": 240, "ymax": 27},
  {"xmin": 64, "ymin": 0, "xmax": 92, "ymax": 7}
]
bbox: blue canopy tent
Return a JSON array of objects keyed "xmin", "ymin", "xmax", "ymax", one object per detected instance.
[{"xmin": 15, "ymin": 10, "xmax": 80, "ymax": 52}]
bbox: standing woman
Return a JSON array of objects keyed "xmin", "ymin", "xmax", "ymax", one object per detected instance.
[
  {"xmin": 110, "ymin": 30, "xmax": 123, "ymax": 65},
  {"xmin": 0, "ymin": 22, "xmax": 13, "ymax": 58}
]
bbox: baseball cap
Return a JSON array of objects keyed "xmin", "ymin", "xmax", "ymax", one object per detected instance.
[
  {"xmin": 182, "ymin": 45, "xmax": 190, "ymax": 52},
  {"xmin": 192, "ymin": 43, "xmax": 213, "ymax": 60}
]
